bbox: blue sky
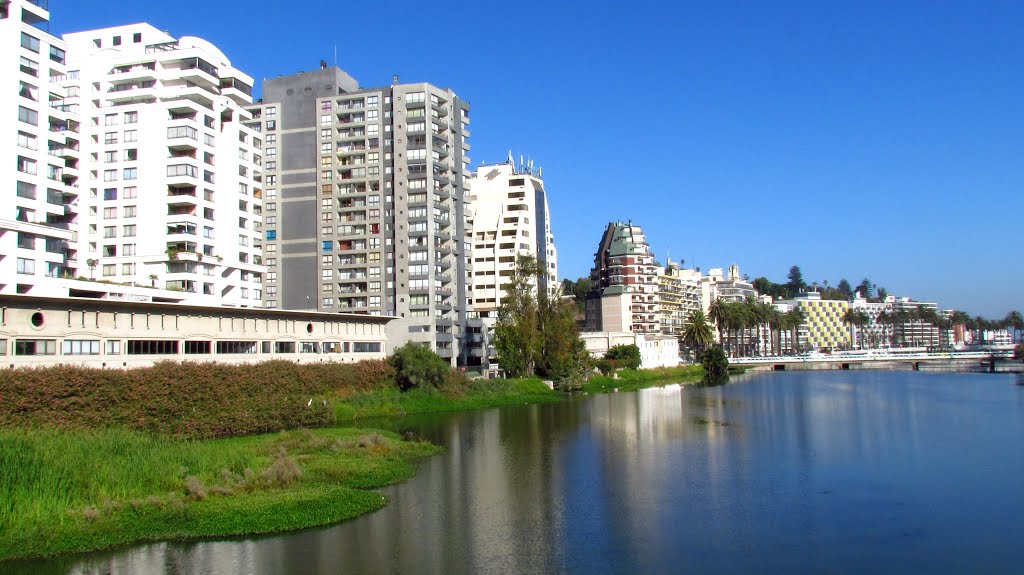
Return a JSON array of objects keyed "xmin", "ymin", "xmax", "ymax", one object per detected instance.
[{"xmin": 55, "ymin": 0, "xmax": 1022, "ymax": 317}]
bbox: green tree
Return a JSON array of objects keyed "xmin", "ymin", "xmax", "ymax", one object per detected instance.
[
  {"xmin": 837, "ymin": 279, "xmax": 853, "ymax": 299},
  {"xmin": 699, "ymin": 345, "xmax": 729, "ymax": 383},
  {"xmin": 605, "ymin": 344, "xmax": 641, "ymax": 370},
  {"xmin": 787, "ymin": 265, "xmax": 805, "ymax": 297},
  {"xmin": 388, "ymin": 343, "xmax": 451, "ymax": 391},
  {"xmin": 1005, "ymin": 310, "xmax": 1023, "ymax": 343},
  {"xmin": 707, "ymin": 297, "xmax": 729, "ymax": 347},
  {"xmin": 495, "ymin": 255, "xmax": 588, "ymax": 380}
]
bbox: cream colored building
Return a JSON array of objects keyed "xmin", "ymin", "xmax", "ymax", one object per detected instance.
[{"xmin": 0, "ymin": 294, "xmax": 390, "ymax": 369}]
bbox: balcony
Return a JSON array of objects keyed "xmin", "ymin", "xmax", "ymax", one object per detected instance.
[
  {"xmin": 107, "ymin": 81, "xmax": 158, "ymax": 104},
  {"xmin": 219, "ymin": 78, "xmax": 252, "ymax": 106},
  {"xmin": 110, "ymin": 63, "xmax": 158, "ymax": 84}
]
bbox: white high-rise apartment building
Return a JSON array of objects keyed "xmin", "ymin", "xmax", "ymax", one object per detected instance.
[
  {"xmin": 61, "ymin": 24, "xmax": 263, "ymax": 305},
  {"xmin": 2, "ymin": 0, "xmax": 81, "ymax": 293},
  {"xmin": 467, "ymin": 159, "xmax": 557, "ymax": 317},
  {"xmin": 3, "ymin": 1, "xmax": 262, "ymax": 305}
]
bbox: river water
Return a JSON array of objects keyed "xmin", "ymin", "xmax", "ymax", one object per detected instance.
[{"xmin": 9, "ymin": 371, "xmax": 1024, "ymax": 574}]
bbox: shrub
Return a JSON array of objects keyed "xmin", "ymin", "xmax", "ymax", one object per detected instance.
[
  {"xmin": 388, "ymin": 343, "xmax": 451, "ymax": 391},
  {"xmin": 605, "ymin": 344, "xmax": 641, "ymax": 370},
  {"xmin": 699, "ymin": 346, "xmax": 729, "ymax": 383},
  {"xmin": 594, "ymin": 358, "xmax": 615, "ymax": 376}
]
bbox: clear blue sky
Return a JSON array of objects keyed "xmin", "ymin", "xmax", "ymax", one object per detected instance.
[{"xmin": 55, "ymin": 0, "xmax": 1023, "ymax": 318}]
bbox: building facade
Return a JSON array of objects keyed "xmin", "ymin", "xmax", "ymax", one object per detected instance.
[
  {"xmin": 467, "ymin": 159, "xmax": 557, "ymax": 316},
  {"xmin": 3, "ymin": 2, "xmax": 263, "ymax": 306},
  {"xmin": 62, "ymin": 24, "xmax": 263, "ymax": 306},
  {"xmin": 655, "ymin": 260, "xmax": 701, "ymax": 337},
  {"xmin": 251, "ymin": 69, "xmax": 475, "ymax": 364},
  {"xmin": 0, "ymin": 294, "xmax": 389, "ymax": 368},
  {"xmin": 585, "ymin": 222, "xmax": 658, "ymax": 333},
  {"xmin": 2, "ymin": 0, "xmax": 81, "ymax": 294},
  {"xmin": 777, "ymin": 292, "xmax": 851, "ymax": 351}
]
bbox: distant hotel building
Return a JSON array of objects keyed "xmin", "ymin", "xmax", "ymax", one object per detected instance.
[
  {"xmin": 777, "ymin": 291, "xmax": 851, "ymax": 351},
  {"xmin": 467, "ymin": 158, "xmax": 557, "ymax": 315},
  {"xmin": 248, "ymin": 69, "xmax": 475, "ymax": 364},
  {"xmin": 655, "ymin": 260, "xmax": 701, "ymax": 337},
  {"xmin": 585, "ymin": 221, "xmax": 658, "ymax": 333}
]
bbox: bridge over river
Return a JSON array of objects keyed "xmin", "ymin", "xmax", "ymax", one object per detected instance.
[{"xmin": 731, "ymin": 351, "xmax": 1022, "ymax": 373}]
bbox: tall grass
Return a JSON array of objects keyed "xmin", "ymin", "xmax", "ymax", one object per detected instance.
[
  {"xmin": 0, "ymin": 426, "xmax": 439, "ymax": 560},
  {"xmin": 582, "ymin": 365, "xmax": 705, "ymax": 393},
  {"xmin": 332, "ymin": 377, "xmax": 562, "ymax": 421}
]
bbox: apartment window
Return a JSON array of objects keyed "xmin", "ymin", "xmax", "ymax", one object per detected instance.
[
  {"xmin": 103, "ymin": 226, "xmax": 116, "ymax": 238},
  {"xmin": 265, "ymin": 147, "xmax": 276, "ymax": 157},
  {"xmin": 320, "ymin": 114, "xmax": 332, "ymax": 126},
  {"xmin": 122, "ymin": 243, "xmax": 136, "ymax": 256},
  {"xmin": 123, "ymin": 205, "xmax": 137, "ymax": 218},
  {"xmin": 133, "ymin": 32, "xmax": 142, "ymax": 43},
  {"xmin": 124, "ymin": 111, "xmax": 138, "ymax": 124},
  {"xmin": 49, "ymin": 46, "xmax": 66, "ymax": 64},
  {"xmin": 406, "ymin": 92, "xmax": 425, "ymax": 103},
  {"xmin": 103, "ymin": 170, "xmax": 117, "ymax": 181},
  {"xmin": 123, "ymin": 186, "xmax": 137, "ymax": 199},
  {"xmin": 16, "ymin": 156, "xmax": 37, "ymax": 175},
  {"xmin": 103, "ymin": 207, "xmax": 117, "ymax": 219},
  {"xmin": 103, "ymin": 188, "xmax": 118, "ymax": 201},
  {"xmin": 102, "ymin": 264, "xmax": 115, "ymax": 277},
  {"xmin": 19, "ymin": 81, "xmax": 38, "ymax": 101},
  {"xmin": 266, "ymin": 120, "xmax": 276, "ymax": 130},
  {"xmin": 16, "ymin": 258, "xmax": 35, "ymax": 275},
  {"xmin": 113, "ymin": 35, "xmax": 122, "ymax": 46},
  {"xmin": 21, "ymin": 33, "xmax": 40, "ymax": 53},
  {"xmin": 367, "ymin": 96, "xmax": 378, "ymax": 106},
  {"xmin": 104, "ymin": 151, "xmax": 118, "ymax": 163},
  {"xmin": 126, "ymin": 149, "xmax": 138, "ymax": 161},
  {"xmin": 265, "ymin": 106, "xmax": 277, "ymax": 117},
  {"xmin": 16, "ymin": 181, "xmax": 36, "ymax": 199},
  {"xmin": 18, "ymin": 106, "xmax": 38, "ymax": 125},
  {"xmin": 124, "ymin": 130, "xmax": 137, "ymax": 142},
  {"xmin": 265, "ymin": 161, "xmax": 277, "ymax": 171},
  {"xmin": 123, "ymin": 168, "xmax": 137, "ymax": 181},
  {"xmin": 17, "ymin": 131, "xmax": 37, "ymax": 150},
  {"xmin": 19, "ymin": 57, "xmax": 39, "ymax": 77},
  {"xmin": 166, "ymin": 164, "xmax": 197, "ymax": 178},
  {"xmin": 204, "ymin": 133, "xmax": 215, "ymax": 146},
  {"xmin": 104, "ymin": 114, "xmax": 118, "ymax": 126},
  {"xmin": 104, "ymin": 132, "xmax": 118, "ymax": 144},
  {"xmin": 167, "ymin": 126, "xmax": 197, "ymax": 140}
]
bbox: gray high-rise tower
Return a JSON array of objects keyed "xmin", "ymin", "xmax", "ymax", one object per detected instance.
[{"xmin": 247, "ymin": 68, "xmax": 477, "ymax": 364}]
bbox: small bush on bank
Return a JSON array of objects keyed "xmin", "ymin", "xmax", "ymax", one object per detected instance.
[
  {"xmin": 605, "ymin": 344, "xmax": 642, "ymax": 370},
  {"xmin": 699, "ymin": 346, "xmax": 729, "ymax": 383},
  {"xmin": 388, "ymin": 343, "xmax": 452, "ymax": 391}
]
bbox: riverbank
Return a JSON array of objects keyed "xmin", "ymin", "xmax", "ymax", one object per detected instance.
[
  {"xmin": 0, "ymin": 362, "xmax": 705, "ymax": 562},
  {"xmin": 582, "ymin": 365, "xmax": 713, "ymax": 393},
  {"xmin": 0, "ymin": 426, "xmax": 439, "ymax": 561}
]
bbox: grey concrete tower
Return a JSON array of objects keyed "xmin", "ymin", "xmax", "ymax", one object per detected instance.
[{"xmin": 248, "ymin": 68, "xmax": 476, "ymax": 365}]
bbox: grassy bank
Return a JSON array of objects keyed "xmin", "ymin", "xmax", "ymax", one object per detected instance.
[
  {"xmin": 582, "ymin": 365, "xmax": 705, "ymax": 393},
  {"xmin": 331, "ymin": 377, "xmax": 562, "ymax": 421},
  {"xmin": 0, "ymin": 426, "xmax": 439, "ymax": 561}
]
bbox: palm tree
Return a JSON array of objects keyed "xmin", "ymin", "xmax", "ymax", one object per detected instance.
[
  {"xmin": 1006, "ymin": 311, "xmax": 1023, "ymax": 343},
  {"xmin": 681, "ymin": 309, "xmax": 715, "ymax": 357},
  {"xmin": 785, "ymin": 308, "xmax": 806, "ymax": 354},
  {"xmin": 707, "ymin": 297, "xmax": 729, "ymax": 349}
]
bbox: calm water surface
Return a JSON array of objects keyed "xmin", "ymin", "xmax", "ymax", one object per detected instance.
[{"xmin": 9, "ymin": 371, "xmax": 1024, "ymax": 574}]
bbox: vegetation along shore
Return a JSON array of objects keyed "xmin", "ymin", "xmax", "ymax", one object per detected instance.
[{"xmin": 0, "ymin": 347, "xmax": 705, "ymax": 561}]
